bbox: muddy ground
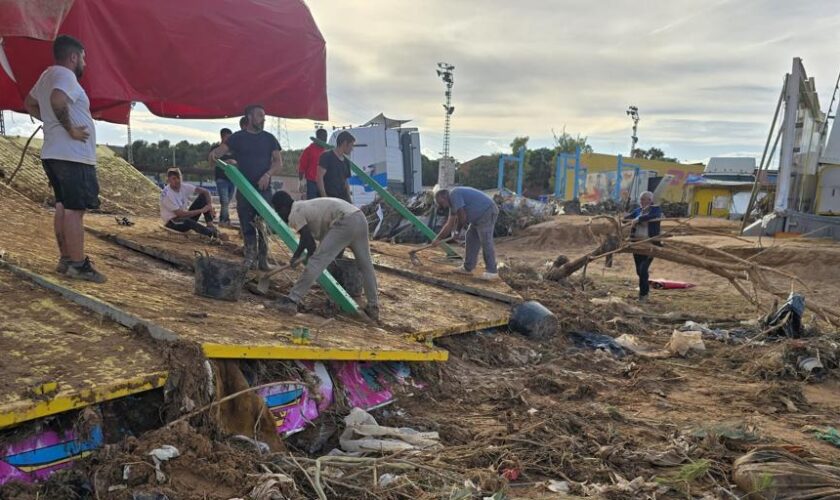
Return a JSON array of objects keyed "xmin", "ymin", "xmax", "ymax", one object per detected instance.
[{"xmin": 5, "ymin": 215, "xmax": 840, "ymax": 499}]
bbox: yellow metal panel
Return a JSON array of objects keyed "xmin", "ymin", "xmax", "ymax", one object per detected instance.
[
  {"xmin": 405, "ymin": 318, "xmax": 510, "ymax": 342},
  {"xmin": 202, "ymin": 344, "xmax": 449, "ymax": 361},
  {"xmin": 0, "ymin": 373, "xmax": 168, "ymax": 430}
]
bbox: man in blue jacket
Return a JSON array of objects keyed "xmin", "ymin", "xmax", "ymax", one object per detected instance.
[{"xmin": 625, "ymin": 191, "xmax": 662, "ymax": 302}]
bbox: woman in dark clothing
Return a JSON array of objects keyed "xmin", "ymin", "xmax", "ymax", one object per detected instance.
[{"xmin": 625, "ymin": 191, "xmax": 662, "ymax": 302}]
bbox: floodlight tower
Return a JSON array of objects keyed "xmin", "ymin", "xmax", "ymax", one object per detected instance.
[
  {"xmin": 436, "ymin": 62, "xmax": 455, "ymax": 188},
  {"xmin": 626, "ymin": 105, "xmax": 639, "ymax": 157}
]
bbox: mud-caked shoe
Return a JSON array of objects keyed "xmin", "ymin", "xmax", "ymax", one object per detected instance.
[
  {"xmin": 480, "ymin": 272, "xmax": 500, "ymax": 281},
  {"xmin": 363, "ymin": 304, "xmax": 380, "ymax": 321},
  {"xmin": 275, "ymin": 296, "xmax": 300, "ymax": 315},
  {"xmin": 454, "ymin": 265, "xmax": 473, "ymax": 275},
  {"xmin": 56, "ymin": 256, "xmax": 70, "ymax": 274},
  {"xmin": 66, "ymin": 257, "xmax": 107, "ymax": 283}
]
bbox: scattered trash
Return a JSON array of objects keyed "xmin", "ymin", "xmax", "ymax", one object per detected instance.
[
  {"xmin": 650, "ymin": 279, "xmax": 696, "ymax": 290},
  {"xmin": 132, "ymin": 492, "xmax": 170, "ymax": 500},
  {"xmin": 500, "ymin": 467, "xmax": 520, "ymax": 481},
  {"xmin": 666, "ymin": 330, "xmax": 706, "ymax": 356},
  {"xmin": 291, "ymin": 327, "xmax": 312, "ymax": 345},
  {"xmin": 688, "ymin": 422, "xmax": 760, "ymax": 443},
  {"xmin": 581, "ymin": 474, "xmax": 665, "ymax": 496},
  {"xmin": 230, "ymin": 434, "xmax": 270, "ymax": 454},
  {"xmin": 797, "ymin": 356, "xmax": 824, "ymax": 377},
  {"xmin": 509, "ymin": 300, "xmax": 558, "ymax": 340},
  {"xmin": 680, "ymin": 321, "xmax": 730, "ymax": 342},
  {"xmin": 733, "ymin": 446, "xmax": 840, "ymax": 499},
  {"xmin": 378, "ymin": 473, "xmax": 403, "ymax": 488},
  {"xmin": 765, "ymin": 292, "xmax": 805, "ymax": 338},
  {"xmin": 114, "ymin": 216, "xmax": 135, "ymax": 226},
  {"xmin": 805, "ymin": 426, "xmax": 840, "ymax": 448},
  {"xmin": 546, "ymin": 480, "xmax": 570, "ymax": 493},
  {"xmin": 148, "ymin": 444, "xmax": 180, "ymax": 483},
  {"xmin": 567, "ymin": 330, "xmax": 628, "ymax": 358},
  {"xmin": 614, "ymin": 334, "xmax": 670, "ymax": 358},
  {"xmin": 339, "ymin": 407, "xmax": 440, "ymax": 453},
  {"xmin": 246, "ymin": 472, "xmax": 295, "ymax": 499}
]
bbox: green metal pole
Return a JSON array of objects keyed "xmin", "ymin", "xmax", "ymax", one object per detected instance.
[
  {"xmin": 216, "ymin": 159, "xmax": 360, "ymax": 314},
  {"xmin": 311, "ymin": 137, "xmax": 460, "ymax": 258}
]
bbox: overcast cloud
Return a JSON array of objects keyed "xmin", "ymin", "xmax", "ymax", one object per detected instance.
[{"xmin": 6, "ymin": 0, "xmax": 840, "ymax": 163}]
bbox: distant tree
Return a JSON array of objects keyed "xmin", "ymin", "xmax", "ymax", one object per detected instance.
[
  {"xmin": 552, "ymin": 128, "xmax": 593, "ymax": 154},
  {"xmin": 510, "ymin": 136, "xmax": 529, "ymax": 154},
  {"xmin": 421, "ymin": 154, "xmax": 439, "ymax": 186},
  {"xmin": 459, "ymin": 155, "xmax": 500, "ymax": 190},
  {"xmin": 524, "ymin": 147, "xmax": 554, "ymax": 193},
  {"xmin": 632, "ymin": 147, "xmax": 678, "ymax": 163}
]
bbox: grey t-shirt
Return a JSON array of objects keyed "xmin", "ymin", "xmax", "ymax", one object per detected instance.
[{"xmin": 449, "ymin": 186, "xmax": 495, "ymax": 223}]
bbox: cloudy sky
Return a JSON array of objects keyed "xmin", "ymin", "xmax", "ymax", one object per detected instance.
[{"xmin": 5, "ymin": 0, "xmax": 840, "ymax": 164}]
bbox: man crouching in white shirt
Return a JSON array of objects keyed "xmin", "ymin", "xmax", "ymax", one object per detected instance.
[{"xmin": 160, "ymin": 168, "xmax": 227, "ymax": 241}]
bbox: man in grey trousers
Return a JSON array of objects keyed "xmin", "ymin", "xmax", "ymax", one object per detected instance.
[
  {"xmin": 432, "ymin": 187, "xmax": 499, "ymax": 280},
  {"xmin": 271, "ymin": 191, "xmax": 379, "ymax": 320}
]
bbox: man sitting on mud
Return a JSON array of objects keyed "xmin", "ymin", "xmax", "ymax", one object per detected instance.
[
  {"xmin": 160, "ymin": 168, "xmax": 226, "ymax": 240},
  {"xmin": 270, "ymin": 191, "xmax": 379, "ymax": 320},
  {"xmin": 431, "ymin": 187, "xmax": 500, "ymax": 281}
]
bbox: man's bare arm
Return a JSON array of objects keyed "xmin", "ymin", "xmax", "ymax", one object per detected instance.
[
  {"xmin": 268, "ymin": 150, "xmax": 284, "ymax": 176},
  {"xmin": 317, "ymin": 166, "xmax": 327, "ymax": 197},
  {"xmin": 455, "ymin": 208, "xmax": 468, "ymax": 230},
  {"xmin": 433, "ymin": 214, "xmax": 457, "ymax": 244},
  {"xmin": 208, "ymin": 142, "xmax": 230, "ymax": 163},
  {"xmin": 49, "ymin": 89, "xmax": 88, "ymax": 142},
  {"xmin": 24, "ymin": 94, "xmax": 41, "ymax": 121}
]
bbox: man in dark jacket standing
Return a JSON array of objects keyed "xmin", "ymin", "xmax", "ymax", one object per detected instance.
[{"xmin": 625, "ymin": 191, "xmax": 662, "ymax": 302}]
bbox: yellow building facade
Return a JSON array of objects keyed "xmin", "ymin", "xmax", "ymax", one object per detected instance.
[{"xmin": 563, "ymin": 153, "xmax": 705, "ymax": 203}]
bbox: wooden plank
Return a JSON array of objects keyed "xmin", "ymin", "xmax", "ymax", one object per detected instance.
[
  {"xmin": 202, "ymin": 344, "xmax": 448, "ymax": 361},
  {"xmin": 84, "ymin": 215, "xmax": 511, "ymax": 343},
  {"xmin": 373, "ymin": 261, "xmax": 519, "ymax": 304},
  {"xmin": 0, "ymin": 267, "xmax": 169, "ymax": 429},
  {"xmin": 404, "ymin": 318, "xmax": 511, "ymax": 342},
  {"xmin": 0, "ymin": 259, "xmax": 179, "ymax": 342},
  {"xmin": 369, "ymin": 241, "xmax": 522, "ymax": 304},
  {"xmin": 0, "ymin": 183, "xmax": 448, "ymax": 362}
]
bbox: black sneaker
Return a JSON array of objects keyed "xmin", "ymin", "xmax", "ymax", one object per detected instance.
[
  {"xmin": 275, "ymin": 296, "xmax": 299, "ymax": 314},
  {"xmin": 66, "ymin": 257, "xmax": 107, "ymax": 283},
  {"xmin": 56, "ymin": 256, "xmax": 70, "ymax": 274}
]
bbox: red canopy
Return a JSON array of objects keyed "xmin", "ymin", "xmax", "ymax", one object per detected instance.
[{"xmin": 0, "ymin": 0, "xmax": 328, "ymax": 124}]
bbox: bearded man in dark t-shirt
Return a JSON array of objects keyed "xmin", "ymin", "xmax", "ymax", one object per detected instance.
[{"xmin": 209, "ymin": 104, "xmax": 283, "ymax": 270}]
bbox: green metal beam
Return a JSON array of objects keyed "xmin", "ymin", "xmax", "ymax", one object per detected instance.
[
  {"xmin": 311, "ymin": 137, "xmax": 460, "ymax": 258},
  {"xmin": 216, "ymin": 159, "xmax": 360, "ymax": 314}
]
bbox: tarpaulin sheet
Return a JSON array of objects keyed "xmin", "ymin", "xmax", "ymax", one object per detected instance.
[{"xmin": 0, "ymin": 0, "xmax": 327, "ymax": 123}]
